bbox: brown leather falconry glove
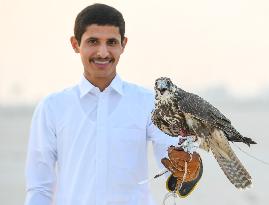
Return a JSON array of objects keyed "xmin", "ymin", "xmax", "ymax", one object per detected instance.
[{"xmin": 161, "ymin": 145, "xmax": 201, "ymax": 182}]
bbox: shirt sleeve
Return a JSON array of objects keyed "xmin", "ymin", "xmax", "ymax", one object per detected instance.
[
  {"xmin": 25, "ymin": 98, "xmax": 57, "ymax": 205},
  {"xmin": 146, "ymin": 115, "xmax": 178, "ymax": 170}
]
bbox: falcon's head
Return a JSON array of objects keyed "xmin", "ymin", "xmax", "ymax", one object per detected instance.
[
  {"xmin": 154, "ymin": 77, "xmax": 178, "ymax": 103},
  {"xmin": 155, "ymin": 77, "xmax": 175, "ymax": 95}
]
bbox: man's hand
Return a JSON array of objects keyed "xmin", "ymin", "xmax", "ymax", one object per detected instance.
[{"xmin": 161, "ymin": 146, "xmax": 201, "ymax": 182}]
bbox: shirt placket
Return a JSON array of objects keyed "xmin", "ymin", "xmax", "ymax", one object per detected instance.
[{"xmin": 95, "ymin": 91, "xmax": 108, "ymax": 205}]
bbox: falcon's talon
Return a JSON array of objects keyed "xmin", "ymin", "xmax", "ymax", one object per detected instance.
[{"xmin": 177, "ymin": 136, "xmax": 199, "ymax": 154}]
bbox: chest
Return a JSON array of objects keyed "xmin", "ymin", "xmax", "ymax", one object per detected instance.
[
  {"xmin": 54, "ymin": 95, "xmax": 150, "ymax": 159},
  {"xmin": 155, "ymin": 99, "xmax": 183, "ymax": 124}
]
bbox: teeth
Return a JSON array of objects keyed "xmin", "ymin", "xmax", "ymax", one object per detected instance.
[{"xmin": 93, "ymin": 60, "xmax": 110, "ymax": 64}]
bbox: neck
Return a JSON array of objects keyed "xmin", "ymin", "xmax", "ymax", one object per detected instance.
[{"xmin": 84, "ymin": 74, "xmax": 116, "ymax": 92}]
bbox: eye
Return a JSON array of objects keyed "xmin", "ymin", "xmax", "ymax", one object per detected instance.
[
  {"xmin": 87, "ymin": 38, "xmax": 98, "ymax": 45},
  {"xmin": 166, "ymin": 81, "xmax": 171, "ymax": 88},
  {"xmin": 107, "ymin": 39, "xmax": 119, "ymax": 46}
]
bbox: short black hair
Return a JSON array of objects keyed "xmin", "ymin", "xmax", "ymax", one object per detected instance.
[{"xmin": 74, "ymin": 3, "xmax": 125, "ymax": 45}]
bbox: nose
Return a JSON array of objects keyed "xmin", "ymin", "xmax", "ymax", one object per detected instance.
[{"xmin": 96, "ymin": 44, "xmax": 109, "ymax": 58}]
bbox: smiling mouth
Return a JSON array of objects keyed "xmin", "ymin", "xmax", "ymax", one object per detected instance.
[
  {"xmin": 91, "ymin": 58, "xmax": 114, "ymax": 64},
  {"xmin": 90, "ymin": 59, "xmax": 114, "ymax": 69},
  {"xmin": 92, "ymin": 59, "xmax": 112, "ymax": 64}
]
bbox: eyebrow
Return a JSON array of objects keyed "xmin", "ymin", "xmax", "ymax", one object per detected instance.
[
  {"xmin": 85, "ymin": 37, "xmax": 98, "ymax": 41},
  {"xmin": 84, "ymin": 37, "xmax": 120, "ymax": 42}
]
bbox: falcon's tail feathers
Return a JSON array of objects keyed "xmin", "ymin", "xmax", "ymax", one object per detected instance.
[{"xmin": 210, "ymin": 129, "xmax": 252, "ymax": 189}]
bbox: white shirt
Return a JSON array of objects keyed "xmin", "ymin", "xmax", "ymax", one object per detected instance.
[{"xmin": 25, "ymin": 74, "xmax": 177, "ymax": 205}]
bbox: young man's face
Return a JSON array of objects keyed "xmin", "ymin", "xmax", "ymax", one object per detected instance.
[{"xmin": 71, "ymin": 24, "xmax": 127, "ymax": 87}]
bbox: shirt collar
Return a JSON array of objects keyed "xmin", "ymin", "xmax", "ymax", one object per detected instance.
[
  {"xmin": 79, "ymin": 74, "xmax": 124, "ymax": 98},
  {"xmin": 109, "ymin": 74, "xmax": 124, "ymax": 96}
]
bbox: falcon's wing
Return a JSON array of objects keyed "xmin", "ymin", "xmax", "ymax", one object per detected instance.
[
  {"xmin": 179, "ymin": 92, "xmax": 231, "ymax": 127},
  {"xmin": 177, "ymin": 91, "xmax": 254, "ymax": 144},
  {"xmin": 152, "ymin": 82, "xmax": 254, "ymax": 144}
]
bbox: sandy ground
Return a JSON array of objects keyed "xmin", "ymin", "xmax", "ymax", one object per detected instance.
[{"xmin": 0, "ymin": 100, "xmax": 268, "ymax": 205}]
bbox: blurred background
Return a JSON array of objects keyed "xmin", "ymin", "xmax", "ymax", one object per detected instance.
[{"xmin": 0, "ymin": 0, "xmax": 268, "ymax": 204}]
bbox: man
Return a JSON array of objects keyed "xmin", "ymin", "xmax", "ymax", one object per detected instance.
[{"xmin": 25, "ymin": 4, "xmax": 199, "ymax": 205}]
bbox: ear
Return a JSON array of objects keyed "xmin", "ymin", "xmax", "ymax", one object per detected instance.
[
  {"xmin": 121, "ymin": 37, "xmax": 128, "ymax": 51},
  {"xmin": 70, "ymin": 36, "xmax": 80, "ymax": 53}
]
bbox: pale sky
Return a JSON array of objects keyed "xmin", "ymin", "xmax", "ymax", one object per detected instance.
[{"xmin": 1, "ymin": 0, "xmax": 269, "ymax": 104}]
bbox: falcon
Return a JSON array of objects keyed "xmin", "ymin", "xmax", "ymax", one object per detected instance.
[{"xmin": 151, "ymin": 77, "xmax": 257, "ymax": 189}]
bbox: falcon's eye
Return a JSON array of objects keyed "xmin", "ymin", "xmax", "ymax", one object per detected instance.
[{"xmin": 166, "ymin": 81, "xmax": 171, "ymax": 88}]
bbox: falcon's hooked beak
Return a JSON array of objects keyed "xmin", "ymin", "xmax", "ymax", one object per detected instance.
[
  {"xmin": 156, "ymin": 79, "xmax": 170, "ymax": 95},
  {"xmin": 159, "ymin": 87, "xmax": 167, "ymax": 95}
]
